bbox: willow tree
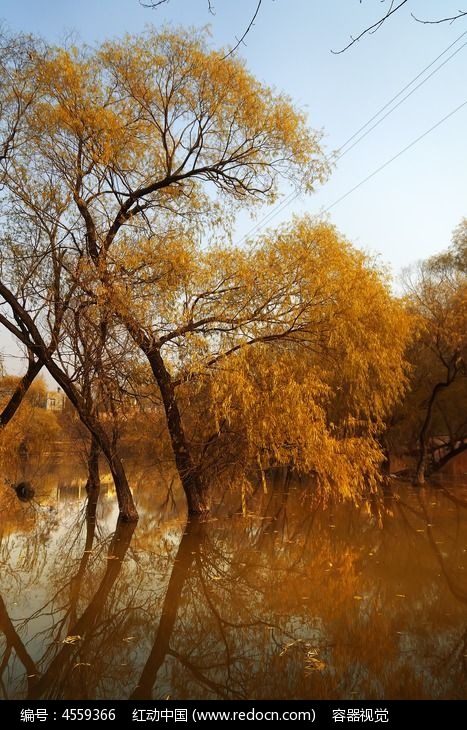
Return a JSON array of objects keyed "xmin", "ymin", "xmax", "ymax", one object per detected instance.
[
  {"xmin": 0, "ymin": 32, "xmax": 50, "ymax": 429},
  {"xmin": 0, "ymin": 28, "xmax": 328, "ymax": 514},
  {"xmin": 129, "ymin": 217, "xmax": 410, "ymax": 505},
  {"xmin": 401, "ymin": 228, "xmax": 467, "ymax": 484}
]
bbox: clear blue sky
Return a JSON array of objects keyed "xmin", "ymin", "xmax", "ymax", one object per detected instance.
[{"xmin": 1, "ymin": 0, "xmax": 467, "ymax": 369}]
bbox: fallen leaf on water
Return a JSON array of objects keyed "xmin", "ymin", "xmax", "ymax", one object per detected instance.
[
  {"xmin": 63, "ymin": 635, "xmax": 81, "ymax": 644},
  {"xmin": 305, "ymin": 649, "xmax": 326, "ymax": 673}
]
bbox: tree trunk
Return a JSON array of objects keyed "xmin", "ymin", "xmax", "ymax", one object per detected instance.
[
  {"xmin": 0, "ymin": 282, "xmax": 138, "ymax": 521},
  {"xmin": 415, "ymin": 380, "xmax": 451, "ymax": 486},
  {"xmin": 0, "ymin": 357, "xmax": 42, "ymax": 429},
  {"xmin": 44, "ymin": 364, "xmax": 138, "ymax": 521},
  {"xmin": 146, "ymin": 347, "xmax": 209, "ymax": 515},
  {"xmin": 85, "ymin": 433, "xmax": 101, "ymax": 517},
  {"xmin": 99, "ymin": 431, "xmax": 139, "ymax": 522},
  {"xmin": 378, "ymin": 432, "xmax": 391, "ymax": 477},
  {"xmin": 415, "ymin": 449, "xmax": 427, "ymax": 485}
]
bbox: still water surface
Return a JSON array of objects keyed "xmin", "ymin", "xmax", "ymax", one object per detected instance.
[{"xmin": 1, "ymin": 459, "xmax": 467, "ymax": 700}]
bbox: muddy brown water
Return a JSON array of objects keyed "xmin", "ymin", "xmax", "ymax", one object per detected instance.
[{"xmin": 1, "ymin": 459, "xmax": 467, "ymax": 700}]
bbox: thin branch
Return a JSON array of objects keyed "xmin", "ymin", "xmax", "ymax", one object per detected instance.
[
  {"xmin": 221, "ymin": 1, "xmax": 263, "ymax": 59},
  {"xmin": 332, "ymin": 0, "xmax": 408, "ymax": 54},
  {"xmin": 139, "ymin": 0, "xmax": 262, "ymax": 59},
  {"xmin": 139, "ymin": 0, "xmax": 169, "ymax": 7},
  {"xmin": 412, "ymin": 9, "xmax": 467, "ymax": 25}
]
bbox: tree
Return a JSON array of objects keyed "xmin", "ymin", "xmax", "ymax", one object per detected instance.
[
  {"xmin": 0, "ymin": 31, "xmax": 50, "ymax": 431},
  {"xmin": 151, "ymin": 218, "xmax": 411, "ymax": 504},
  {"xmin": 0, "ymin": 29, "xmax": 327, "ymax": 515},
  {"xmin": 399, "ymin": 228, "xmax": 467, "ymax": 483},
  {"xmin": 0, "ymin": 205, "xmax": 140, "ymax": 520},
  {"xmin": 0, "ymin": 28, "xmax": 411, "ymax": 516}
]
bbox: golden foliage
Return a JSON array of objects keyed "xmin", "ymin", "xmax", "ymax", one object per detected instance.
[
  {"xmin": 0, "ymin": 29, "xmax": 412, "ymax": 507},
  {"xmin": 166, "ymin": 219, "xmax": 412, "ymax": 501},
  {"xmin": 0, "ymin": 376, "xmax": 59, "ymax": 457}
]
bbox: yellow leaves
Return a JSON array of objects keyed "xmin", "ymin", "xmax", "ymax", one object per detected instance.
[
  {"xmin": 32, "ymin": 28, "xmax": 326, "ymax": 202},
  {"xmin": 164, "ymin": 217, "xmax": 411, "ymax": 504},
  {"xmin": 0, "ymin": 31, "xmax": 413, "ymax": 510}
]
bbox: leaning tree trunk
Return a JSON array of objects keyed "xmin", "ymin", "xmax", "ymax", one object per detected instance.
[
  {"xmin": 93, "ymin": 422, "xmax": 139, "ymax": 522},
  {"xmin": 146, "ymin": 347, "xmax": 209, "ymax": 515},
  {"xmin": 0, "ymin": 356, "xmax": 42, "ymax": 429},
  {"xmin": 415, "ymin": 380, "xmax": 451, "ymax": 486},
  {"xmin": 0, "ymin": 281, "xmax": 138, "ymax": 522},
  {"xmin": 40, "ymin": 359, "xmax": 138, "ymax": 522}
]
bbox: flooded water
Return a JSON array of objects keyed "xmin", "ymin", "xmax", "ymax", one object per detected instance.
[{"xmin": 1, "ymin": 458, "xmax": 467, "ymax": 700}]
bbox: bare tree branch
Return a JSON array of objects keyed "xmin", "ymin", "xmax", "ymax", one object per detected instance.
[
  {"xmin": 221, "ymin": 1, "xmax": 262, "ymax": 59},
  {"xmin": 332, "ymin": 0, "xmax": 408, "ymax": 54},
  {"xmin": 412, "ymin": 9, "xmax": 467, "ymax": 25},
  {"xmin": 334, "ymin": 2, "xmax": 467, "ymax": 53},
  {"xmin": 139, "ymin": 0, "xmax": 262, "ymax": 59}
]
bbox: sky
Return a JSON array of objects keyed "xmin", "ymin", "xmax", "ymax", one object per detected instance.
[{"xmin": 1, "ymin": 0, "xmax": 467, "ymax": 371}]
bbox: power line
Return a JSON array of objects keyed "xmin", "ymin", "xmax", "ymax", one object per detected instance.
[
  {"xmin": 337, "ymin": 28, "xmax": 467, "ymax": 155},
  {"xmin": 337, "ymin": 37, "xmax": 467, "ymax": 160},
  {"xmin": 239, "ymin": 189, "xmax": 299, "ymax": 245},
  {"xmin": 235, "ymin": 30, "xmax": 467, "ymax": 245},
  {"xmin": 323, "ymin": 97, "xmax": 467, "ymax": 213}
]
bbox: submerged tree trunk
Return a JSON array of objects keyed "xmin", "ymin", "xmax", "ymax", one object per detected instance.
[
  {"xmin": 0, "ymin": 282, "xmax": 138, "ymax": 522},
  {"xmin": 415, "ymin": 380, "xmax": 452, "ymax": 486},
  {"xmin": 42, "ymin": 365, "xmax": 138, "ymax": 521},
  {"xmin": 85, "ymin": 433, "xmax": 101, "ymax": 519},
  {"xmin": 97, "ymin": 427, "xmax": 138, "ymax": 522},
  {"xmin": 146, "ymin": 347, "xmax": 209, "ymax": 515},
  {"xmin": 43, "ymin": 367, "xmax": 137, "ymax": 521}
]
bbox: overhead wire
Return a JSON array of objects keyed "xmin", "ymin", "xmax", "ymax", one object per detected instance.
[
  {"xmin": 336, "ymin": 27, "xmax": 467, "ymax": 155},
  {"xmin": 337, "ymin": 36, "xmax": 467, "ymax": 160},
  {"xmin": 323, "ymin": 97, "xmax": 467, "ymax": 213},
  {"xmin": 235, "ymin": 29, "xmax": 467, "ymax": 245}
]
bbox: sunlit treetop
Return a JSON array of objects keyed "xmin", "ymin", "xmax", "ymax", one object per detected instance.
[{"xmin": 2, "ymin": 27, "xmax": 329, "ymax": 263}]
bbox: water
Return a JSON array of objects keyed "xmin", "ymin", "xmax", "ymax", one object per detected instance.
[{"xmin": 1, "ymin": 459, "xmax": 467, "ymax": 700}]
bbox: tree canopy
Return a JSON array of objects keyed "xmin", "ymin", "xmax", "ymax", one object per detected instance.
[{"xmin": 0, "ymin": 27, "xmax": 413, "ymax": 517}]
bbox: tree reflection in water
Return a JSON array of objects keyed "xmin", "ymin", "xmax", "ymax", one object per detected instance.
[{"xmin": 1, "ymin": 474, "xmax": 467, "ymax": 700}]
